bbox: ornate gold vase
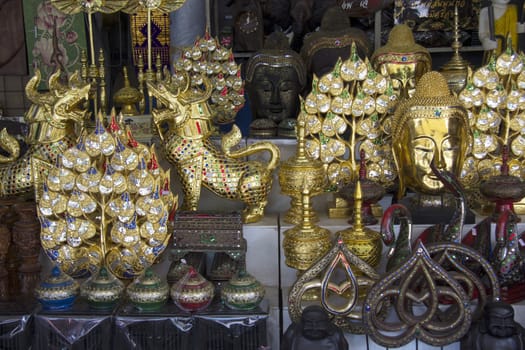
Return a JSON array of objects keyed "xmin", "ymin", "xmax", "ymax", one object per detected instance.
[
  {"xmin": 337, "ymin": 150, "xmax": 385, "ymax": 225},
  {"xmin": 278, "ymin": 117, "xmax": 326, "ymax": 225},
  {"xmin": 221, "ymin": 270, "xmax": 265, "ymax": 310},
  {"xmin": 113, "ymin": 67, "xmax": 142, "ymax": 116},
  {"xmin": 282, "ymin": 186, "xmax": 332, "ymax": 273}
]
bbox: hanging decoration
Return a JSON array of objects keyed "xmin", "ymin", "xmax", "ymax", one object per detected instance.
[
  {"xmin": 123, "ymin": 0, "xmax": 186, "ymax": 71},
  {"xmin": 23, "ymin": 0, "xmax": 88, "ymax": 89}
]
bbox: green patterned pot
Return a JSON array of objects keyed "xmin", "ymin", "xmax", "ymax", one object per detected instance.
[{"xmin": 221, "ymin": 270, "xmax": 265, "ymax": 310}]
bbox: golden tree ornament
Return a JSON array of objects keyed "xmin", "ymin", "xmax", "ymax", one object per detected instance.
[
  {"xmin": 457, "ymin": 39, "xmax": 525, "ymax": 210},
  {"xmin": 301, "ymin": 43, "xmax": 399, "ymax": 217},
  {"xmin": 37, "ymin": 111, "xmax": 177, "ymax": 279},
  {"xmin": 172, "ymin": 30, "xmax": 245, "ymax": 125}
]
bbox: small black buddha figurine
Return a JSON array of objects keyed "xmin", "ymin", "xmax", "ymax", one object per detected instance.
[
  {"xmin": 461, "ymin": 301, "xmax": 525, "ymax": 350},
  {"xmin": 244, "ymin": 32, "xmax": 307, "ymax": 137},
  {"xmin": 281, "ymin": 305, "xmax": 348, "ymax": 350},
  {"xmin": 300, "ymin": 5, "xmax": 372, "ymax": 86}
]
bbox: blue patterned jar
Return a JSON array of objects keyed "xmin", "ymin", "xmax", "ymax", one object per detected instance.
[{"xmin": 35, "ymin": 266, "xmax": 79, "ymax": 310}]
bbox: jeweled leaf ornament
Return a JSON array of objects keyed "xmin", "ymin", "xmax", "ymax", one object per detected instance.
[
  {"xmin": 288, "ymin": 236, "xmax": 380, "ymax": 334},
  {"xmin": 458, "ymin": 44, "xmax": 525, "ymax": 209},
  {"xmin": 302, "ymin": 43, "xmax": 399, "ymax": 190},
  {"xmin": 363, "ymin": 241, "xmax": 473, "ymax": 347},
  {"xmin": 380, "ymin": 203, "xmax": 412, "ymax": 272},
  {"xmin": 493, "ymin": 209, "xmax": 525, "ymax": 287},
  {"xmin": 37, "ymin": 112, "xmax": 175, "ymax": 279},
  {"xmin": 172, "ymin": 30, "xmax": 245, "ymax": 125}
]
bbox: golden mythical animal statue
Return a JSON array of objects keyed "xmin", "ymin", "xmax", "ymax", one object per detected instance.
[
  {"xmin": 0, "ymin": 69, "xmax": 90, "ymax": 198},
  {"xmin": 147, "ymin": 71, "xmax": 280, "ymax": 223}
]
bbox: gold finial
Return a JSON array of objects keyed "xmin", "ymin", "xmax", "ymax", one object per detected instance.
[
  {"xmin": 299, "ymin": 180, "xmax": 313, "ymax": 230},
  {"xmin": 439, "ymin": 5, "xmax": 470, "ymax": 93},
  {"xmin": 352, "ymin": 180, "xmax": 364, "ymax": 236},
  {"xmin": 335, "ymin": 176, "xmax": 383, "ymax": 268}
]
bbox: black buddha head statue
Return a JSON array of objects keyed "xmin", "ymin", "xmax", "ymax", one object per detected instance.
[
  {"xmin": 300, "ymin": 6, "xmax": 372, "ymax": 82},
  {"xmin": 245, "ymin": 32, "xmax": 306, "ymax": 137}
]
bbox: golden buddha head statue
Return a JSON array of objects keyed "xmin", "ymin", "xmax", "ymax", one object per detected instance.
[
  {"xmin": 391, "ymin": 71, "xmax": 470, "ymax": 198},
  {"xmin": 371, "ymin": 24, "xmax": 431, "ymax": 99}
]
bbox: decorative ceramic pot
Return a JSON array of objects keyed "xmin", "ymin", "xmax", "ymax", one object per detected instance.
[
  {"xmin": 171, "ymin": 266, "xmax": 214, "ymax": 312},
  {"xmin": 35, "ymin": 266, "xmax": 79, "ymax": 310},
  {"xmin": 80, "ymin": 266, "xmax": 124, "ymax": 310},
  {"xmin": 126, "ymin": 268, "xmax": 168, "ymax": 311},
  {"xmin": 221, "ymin": 270, "xmax": 265, "ymax": 310}
]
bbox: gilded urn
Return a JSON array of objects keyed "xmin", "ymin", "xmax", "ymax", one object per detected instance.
[
  {"xmin": 113, "ymin": 66, "xmax": 142, "ymax": 116},
  {"xmin": 278, "ymin": 118, "xmax": 326, "ymax": 224},
  {"xmin": 80, "ymin": 266, "xmax": 124, "ymax": 310},
  {"xmin": 126, "ymin": 268, "xmax": 169, "ymax": 311},
  {"xmin": 35, "ymin": 266, "xmax": 79, "ymax": 310},
  {"xmin": 221, "ymin": 270, "xmax": 265, "ymax": 310},
  {"xmin": 171, "ymin": 266, "xmax": 214, "ymax": 312}
]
